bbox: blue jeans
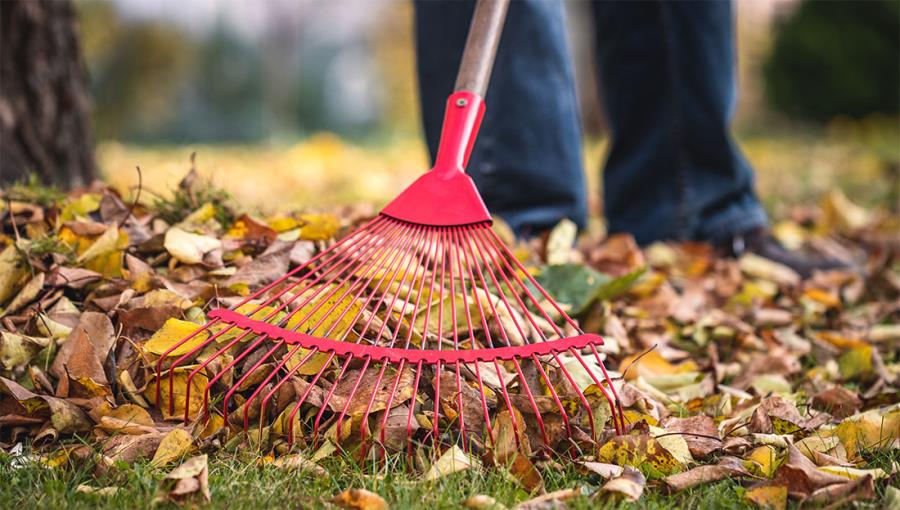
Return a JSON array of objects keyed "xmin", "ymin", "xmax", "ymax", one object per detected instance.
[{"xmin": 414, "ymin": 0, "xmax": 768, "ymax": 244}]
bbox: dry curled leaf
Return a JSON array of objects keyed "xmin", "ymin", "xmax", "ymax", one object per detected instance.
[{"xmin": 331, "ymin": 488, "xmax": 389, "ymax": 510}]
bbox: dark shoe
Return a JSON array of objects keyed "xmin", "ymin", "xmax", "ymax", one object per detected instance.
[{"xmin": 718, "ymin": 228, "xmax": 853, "ymax": 279}]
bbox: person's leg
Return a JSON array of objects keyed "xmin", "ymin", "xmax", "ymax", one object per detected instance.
[
  {"xmin": 414, "ymin": 0, "xmax": 587, "ymax": 234},
  {"xmin": 592, "ymin": 0, "xmax": 768, "ymax": 245}
]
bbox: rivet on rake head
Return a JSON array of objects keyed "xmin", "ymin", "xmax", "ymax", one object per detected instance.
[{"xmin": 456, "ymin": 98, "xmax": 468, "ymax": 107}]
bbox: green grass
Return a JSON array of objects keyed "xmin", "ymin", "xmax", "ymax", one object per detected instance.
[
  {"xmin": 0, "ymin": 446, "xmax": 760, "ymax": 510},
  {"xmin": 6, "ymin": 444, "xmax": 896, "ymax": 509}
]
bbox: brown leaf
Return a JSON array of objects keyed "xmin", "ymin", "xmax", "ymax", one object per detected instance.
[
  {"xmin": 659, "ymin": 415, "xmax": 722, "ymax": 458},
  {"xmin": 50, "ymin": 312, "xmax": 115, "ymax": 386},
  {"xmin": 803, "ymin": 474, "xmax": 876, "ymax": 508},
  {"xmin": 515, "ymin": 489, "xmax": 580, "ymax": 509},
  {"xmin": 810, "ymin": 386, "xmax": 861, "ymax": 419},
  {"xmin": 46, "ymin": 267, "xmax": 102, "ymax": 289},
  {"xmin": 599, "ymin": 466, "xmax": 645, "ymax": 501},
  {"xmin": 332, "ymin": 488, "xmax": 389, "ymax": 510},
  {"xmin": 771, "ymin": 444, "xmax": 849, "ymax": 498},
  {"xmin": 748, "ymin": 396, "xmax": 807, "ymax": 435},
  {"xmin": 102, "ymin": 432, "xmax": 166, "ymax": 463},
  {"xmin": 663, "ymin": 456, "xmax": 751, "ymax": 492},
  {"xmin": 225, "ymin": 240, "xmax": 293, "ymax": 287},
  {"xmin": 329, "ymin": 364, "xmax": 414, "ymax": 417},
  {"xmin": 154, "ymin": 454, "xmax": 210, "ymax": 505}
]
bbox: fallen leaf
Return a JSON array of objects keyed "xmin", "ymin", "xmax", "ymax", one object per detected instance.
[
  {"xmin": 771, "ymin": 444, "xmax": 849, "ymax": 498},
  {"xmin": 462, "ymin": 495, "xmax": 507, "ymax": 510},
  {"xmin": 164, "ymin": 227, "xmax": 222, "ymax": 265},
  {"xmin": 271, "ymin": 454, "xmax": 328, "ymax": 476},
  {"xmin": 423, "ymin": 445, "xmax": 479, "ymax": 481},
  {"xmin": 154, "ymin": 454, "xmax": 210, "ymax": 505},
  {"xmin": 151, "ymin": 428, "xmax": 193, "ymax": 467},
  {"xmin": 743, "ymin": 484, "xmax": 787, "ymax": 510},
  {"xmin": 664, "ymin": 456, "xmax": 750, "ymax": 492},
  {"xmin": 143, "ymin": 318, "xmax": 210, "ymax": 357},
  {"xmin": 332, "ymin": 488, "xmax": 389, "ymax": 510},
  {"xmin": 598, "ymin": 466, "xmax": 645, "ymax": 501}
]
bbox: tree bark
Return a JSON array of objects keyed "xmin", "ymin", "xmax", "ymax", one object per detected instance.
[{"xmin": 0, "ymin": 0, "xmax": 96, "ymax": 189}]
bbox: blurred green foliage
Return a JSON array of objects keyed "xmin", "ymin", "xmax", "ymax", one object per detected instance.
[{"xmin": 763, "ymin": 0, "xmax": 899, "ymax": 122}]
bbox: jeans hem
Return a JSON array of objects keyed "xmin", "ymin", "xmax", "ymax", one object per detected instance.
[{"xmin": 699, "ymin": 204, "xmax": 769, "ymax": 242}]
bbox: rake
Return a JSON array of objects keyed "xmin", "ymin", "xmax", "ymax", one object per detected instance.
[{"xmin": 153, "ymin": 0, "xmax": 624, "ymax": 455}]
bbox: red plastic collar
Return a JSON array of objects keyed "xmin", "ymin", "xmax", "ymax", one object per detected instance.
[
  {"xmin": 209, "ymin": 308, "xmax": 603, "ymax": 364},
  {"xmin": 380, "ymin": 91, "xmax": 492, "ymax": 227}
]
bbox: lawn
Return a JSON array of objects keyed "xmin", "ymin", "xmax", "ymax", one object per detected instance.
[{"xmin": 1, "ymin": 120, "xmax": 898, "ymax": 510}]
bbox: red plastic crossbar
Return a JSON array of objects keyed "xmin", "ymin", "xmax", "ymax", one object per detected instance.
[{"xmin": 209, "ymin": 308, "xmax": 604, "ymax": 365}]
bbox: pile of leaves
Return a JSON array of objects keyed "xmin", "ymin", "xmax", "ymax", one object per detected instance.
[{"xmin": 1, "ymin": 171, "xmax": 898, "ymax": 509}]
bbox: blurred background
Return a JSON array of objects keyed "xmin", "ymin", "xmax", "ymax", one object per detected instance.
[{"xmin": 13, "ymin": 0, "xmax": 900, "ymax": 216}]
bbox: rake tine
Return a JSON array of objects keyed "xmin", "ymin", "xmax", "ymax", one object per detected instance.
[
  {"xmin": 529, "ymin": 353, "xmax": 572, "ymax": 437},
  {"xmin": 564, "ymin": 349, "xmax": 619, "ymax": 435},
  {"xmin": 447, "ymin": 228, "xmax": 494, "ymax": 447},
  {"xmin": 311, "ymin": 224, "xmax": 425, "ymax": 446},
  {"xmin": 204, "ymin": 332, "xmax": 272, "ymax": 423},
  {"xmin": 550, "ymin": 351, "xmax": 598, "ymax": 438},
  {"xmin": 154, "ymin": 218, "xmax": 391, "ymax": 406},
  {"xmin": 331, "ymin": 356, "xmax": 372, "ymax": 446},
  {"xmin": 255, "ymin": 345, "xmax": 320, "ymax": 435},
  {"xmin": 405, "ymin": 360, "xmax": 424, "ymax": 457},
  {"xmin": 452, "ymin": 227, "xmax": 527, "ymax": 446},
  {"xmin": 368, "ymin": 227, "xmax": 440, "ymax": 448},
  {"xmin": 286, "ymin": 351, "xmax": 337, "ymax": 447},
  {"xmin": 589, "ymin": 344, "xmax": 626, "ymax": 432},
  {"xmin": 172, "ymin": 218, "xmax": 402, "ymax": 418},
  {"xmin": 454, "ymin": 361, "xmax": 468, "ymax": 450},
  {"xmin": 260, "ymin": 223, "xmax": 419, "ymax": 430},
  {"xmin": 232, "ymin": 339, "xmax": 286, "ymax": 430}
]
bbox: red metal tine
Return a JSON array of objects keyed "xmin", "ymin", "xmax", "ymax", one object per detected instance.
[
  {"xmin": 179, "ymin": 218, "xmax": 406, "ymax": 419},
  {"xmin": 257, "ymin": 221, "xmax": 417, "ymax": 424},
  {"xmin": 445, "ymin": 229, "xmax": 469, "ymax": 448},
  {"xmin": 454, "ymin": 227, "xmax": 534, "ymax": 446},
  {"xmin": 476, "ymin": 227, "xmax": 621, "ymax": 431},
  {"xmin": 286, "ymin": 352, "xmax": 336, "ymax": 446},
  {"xmin": 330, "ymin": 225, "xmax": 433, "ymax": 443},
  {"xmin": 470, "ymin": 226, "xmax": 609, "ymax": 436},
  {"xmin": 450, "ymin": 227, "xmax": 522, "ymax": 448},
  {"xmin": 155, "ymin": 216, "xmax": 390, "ymax": 405},
  {"xmin": 307, "ymin": 223, "xmax": 426, "ymax": 445},
  {"xmin": 588, "ymin": 344, "xmax": 627, "ymax": 431},
  {"xmin": 404, "ymin": 228, "xmax": 445, "ymax": 454},
  {"xmin": 360, "ymin": 228, "xmax": 438, "ymax": 446},
  {"xmin": 443, "ymin": 228, "xmax": 495, "ymax": 447},
  {"xmin": 230, "ymin": 220, "xmax": 409, "ymax": 434},
  {"xmin": 465, "ymin": 225, "xmax": 576, "ymax": 439},
  {"xmin": 254, "ymin": 345, "xmax": 321, "ymax": 434}
]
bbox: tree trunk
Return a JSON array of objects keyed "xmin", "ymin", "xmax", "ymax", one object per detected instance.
[{"xmin": 0, "ymin": 0, "xmax": 96, "ymax": 189}]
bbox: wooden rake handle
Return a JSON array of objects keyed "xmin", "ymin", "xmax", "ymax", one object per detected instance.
[{"xmin": 454, "ymin": 0, "xmax": 510, "ymax": 97}]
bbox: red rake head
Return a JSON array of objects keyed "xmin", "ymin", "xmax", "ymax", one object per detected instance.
[{"xmin": 151, "ymin": 93, "xmax": 624, "ymax": 455}]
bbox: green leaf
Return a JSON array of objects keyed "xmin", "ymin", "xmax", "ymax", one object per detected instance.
[{"xmin": 533, "ymin": 264, "xmax": 646, "ymax": 315}]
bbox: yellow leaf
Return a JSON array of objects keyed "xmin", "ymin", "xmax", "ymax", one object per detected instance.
[
  {"xmin": 838, "ymin": 345, "xmax": 873, "ymax": 380},
  {"xmin": 266, "ymin": 215, "xmax": 301, "ymax": 233},
  {"xmin": 619, "ymin": 350, "xmax": 697, "ymax": 381},
  {"xmin": 0, "ymin": 245, "xmax": 29, "ymax": 306},
  {"xmin": 285, "ymin": 285, "xmax": 363, "ymax": 340},
  {"xmin": 151, "ymin": 428, "xmax": 192, "ymax": 467},
  {"xmin": 597, "ymin": 434, "xmax": 684, "ymax": 478},
  {"xmin": 145, "ymin": 319, "xmax": 210, "ymax": 357},
  {"xmin": 423, "ymin": 444, "xmax": 479, "ymax": 481},
  {"xmin": 744, "ymin": 445, "xmax": 779, "ymax": 478},
  {"xmin": 59, "ymin": 193, "xmax": 101, "ymax": 222},
  {"xmin": 331, "ymin": 488, "xmax": 388, "ymax": 510},
  {"xmin": 144, "ymin": 369, "xmax": 209, "ymax": 420},
  {"xmin": 743, "ymin": 484, "xmax": 786, "ymax": 510},
  {"xmin": 299, "ymin": 213, "xmax": 340, "ymax": 241}
]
